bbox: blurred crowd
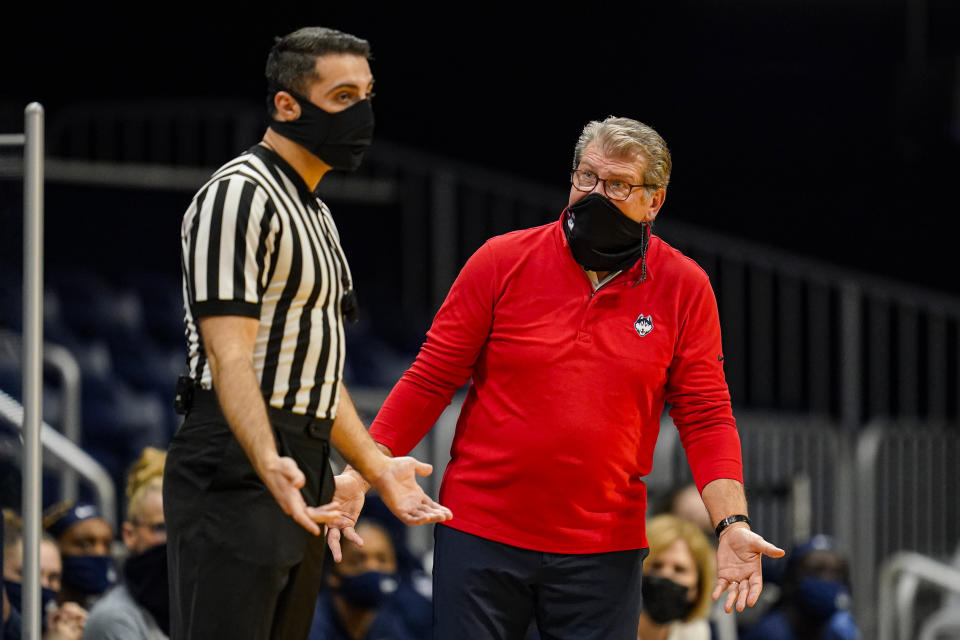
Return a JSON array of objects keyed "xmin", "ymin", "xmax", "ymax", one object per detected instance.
[
  {"xmin": 3, "ymin": 454, "xmax": 862, "ymax": 640},
  {"xmin": 3, "ymin": 445, "xmax": 169, "ymax": 640}
]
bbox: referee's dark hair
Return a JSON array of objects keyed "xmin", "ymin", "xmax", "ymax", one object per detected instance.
[{"xmin": 265, "ymin": 26, "xmax": 372, "ymax": 115}]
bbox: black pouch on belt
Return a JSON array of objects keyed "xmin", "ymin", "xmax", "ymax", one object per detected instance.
[{"xmin": 173, "ymin": 375, "xmax": 195, "ymax": 415}]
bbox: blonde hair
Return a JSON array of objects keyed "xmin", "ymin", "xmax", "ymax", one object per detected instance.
[
  {"xmin": 573, "ymin": 116, "xmax": 672, "ymax": 192},
  {"xmin": 125, "ymin": 447, "xmax": 167, "ymax": 523},
  {"xmin": 645, "ymin": 513, "xmax": 716, "ymax": 621},
  {"xmin": 3, "ymin": 509, "xmax": 23, "ymax": 550},
  {"xmin": 3, "ymin": 508, "xmax": 57, "ymax": 553}
]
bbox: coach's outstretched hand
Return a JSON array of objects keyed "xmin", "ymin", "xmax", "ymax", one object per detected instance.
[
  {"xmin": 324, "ymin": 458, "xmax": 452, "ymax": 562},
  {"xmin": 371, "ymin": 456, "xmax": 453, "ymax": 525},
  {"xmin": 713, "ymin": 526, "xmax": 785, "ymax": 613}
]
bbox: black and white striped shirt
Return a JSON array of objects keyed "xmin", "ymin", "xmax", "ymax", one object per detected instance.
[{"xmin": 181, "ymin": 145, "xmax": 353, "ymax": 418}]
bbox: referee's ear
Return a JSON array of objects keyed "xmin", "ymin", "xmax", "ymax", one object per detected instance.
[{"xmin": 272, "ymin": 91, "xmax": 301, "ymax": 122}]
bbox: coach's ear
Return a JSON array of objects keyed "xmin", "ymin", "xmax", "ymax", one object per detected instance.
[{"xmin": 644, "ymin": 188, "xmax": 666, "ymax": 223}]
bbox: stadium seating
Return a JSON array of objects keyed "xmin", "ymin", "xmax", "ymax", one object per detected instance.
[{"xmin": 0, "ymin": 266, "xmax": 419, "ymax": 518}]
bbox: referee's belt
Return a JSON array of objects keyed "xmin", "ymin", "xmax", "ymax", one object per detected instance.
[{"xmin": 189, "ymin": 387, "xmax": 334, "ymax": 440}]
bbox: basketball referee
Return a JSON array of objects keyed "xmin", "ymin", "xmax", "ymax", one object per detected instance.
[{"xmin": 163, "ymin": 26, "xmax": 451, "ymax": 640}]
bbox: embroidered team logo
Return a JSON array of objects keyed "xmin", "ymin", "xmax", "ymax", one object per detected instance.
[{"xmin": 634, "ymin": 314, "xmax": 653, "ymax": 337}]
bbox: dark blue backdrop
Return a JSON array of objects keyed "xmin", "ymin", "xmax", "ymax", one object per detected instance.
[{"xmin": 2, "ymin": 1, "xmax": 959, "ymax": 294}]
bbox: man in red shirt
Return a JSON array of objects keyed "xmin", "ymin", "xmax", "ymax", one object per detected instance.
[{"xmin": 331, "ymin": 116, "xmax": 784, "ymax": 639}]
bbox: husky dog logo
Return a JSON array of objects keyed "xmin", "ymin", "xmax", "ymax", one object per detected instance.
[{"xmin": 634, "ymin": 314, "xmax": 653, "ymax": 337}]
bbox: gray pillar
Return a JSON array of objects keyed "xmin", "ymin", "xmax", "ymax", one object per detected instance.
[{"xmin": 22, "ymin": 101, "xmax": 45, "ymax": 640}]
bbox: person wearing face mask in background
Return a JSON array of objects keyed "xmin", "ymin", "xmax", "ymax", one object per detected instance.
[
  {"xmin": 308, "ymin": 509, "xmax": 431, "ymax": 640},
  {"xmin": 652, "ymin": 483, "xmax": 744, "ymax": 639},
  {"xmin": 636, "ymin": 515, "xmax": 716, "ymax": 640},
  {"xmin": 328, "ymin": 116, "xmax": 784, "ymax": 640},
  {"xmin": 43, "ymin": 503, "xmax": 116, "ymax": 611},
  {"xmin": 739, "ymin": 534, "xmax": 860, "ymax": 640},
  {"xmin": 3, "ymin": 509, "xmax": 88, "ymax": 640},
  {"xmin": 164, "ymin": 25, "xmax": 451, "ymax": 640},
  {"xmin": 83, "ymin": 447, "xmax": 169, "ymax": 640}
]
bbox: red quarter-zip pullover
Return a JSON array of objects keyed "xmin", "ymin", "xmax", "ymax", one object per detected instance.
[{"xmin": 369, "ymin": 217, "xmax": 742, "ymax": 553}]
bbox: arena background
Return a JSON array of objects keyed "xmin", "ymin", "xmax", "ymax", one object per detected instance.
[{"xmin": 2, "ymin": 2, "xmax": 960, "ymax": 638}]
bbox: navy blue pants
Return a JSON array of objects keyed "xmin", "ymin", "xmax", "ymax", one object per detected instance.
[{"xmin": 432, "ymin": 524, "xmax": 648, "ymax": 640}]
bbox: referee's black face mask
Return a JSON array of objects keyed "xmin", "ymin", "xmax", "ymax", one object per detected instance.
[{"xmin": 269, "ymin": 90, "xmax": 374, "ymax": 171}]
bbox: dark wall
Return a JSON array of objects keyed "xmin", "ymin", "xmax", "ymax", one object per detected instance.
[{"xmin": 3, "ymin": 1, "xmax": 959, "ymax": 295}]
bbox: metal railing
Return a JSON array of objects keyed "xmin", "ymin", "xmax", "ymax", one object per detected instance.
[
  {"xmin": 656, "ymin": 219, "xmax": 960, "ymax": 429},
  {"xmin": 0, "ymin": 328, "xmax": 83, "ymax": 504},
  {"xmin": 664, "ymin": 412, "xmax": 856, "ymax": 550},
  {"xmin": 878, "ymin": 551, "xmax": 960, "ymax": 640},
  {"xmin": 856, "ymin": 422, "xmax": 960, "ymax": 638},
  {"xmin": 653, "ymin": 413, "xmax": 960, "ymax": 637},
  {"xmin": 12, "ymin": 99, "xmax": 960, "ymax": 432},
  {"xmin": 0, "ymin": 389, "xmax": 116, "ymax": 530}
]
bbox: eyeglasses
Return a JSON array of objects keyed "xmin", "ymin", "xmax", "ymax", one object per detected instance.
[
  {"xmin": 133, "ymin": 521, "xmax": 166, "ymax": 536},
  {"xmin": 570, "ymin": 169, "xmax": 656, "ymax": 201}
]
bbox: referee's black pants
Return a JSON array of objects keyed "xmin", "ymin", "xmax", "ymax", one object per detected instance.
[
  {"xmin": 163, "ymin": 389, "xmax": 335, "ymax": 640},
  {"xmin": 432, "ymin": 524, "xmax": 648, "ymax": 640}
]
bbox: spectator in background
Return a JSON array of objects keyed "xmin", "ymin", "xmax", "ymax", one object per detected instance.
[
  {"xmin": 637, "ymin": 514, "xmax": 716, "ymax": 640},
  {"xmin": 3, "ymin": 509, "xmax": 88, "ymax": 640},
  {"xmin": 83, "ymin": 447, "xmax": 169, "ymax": 640},
  {"xmin": 43, "ymin": 503, "xmax": 116, "ymax": 609},
  {"xmin": 653, "ymin": 484, "xmax": 740, "ymax": 640},
  {"xmin": 739, "ymin": 534, "xmax": 860, "ymax": 640},
  {"xmin": 309, "ymin": 496, "xmax": 431, "ymax": 640},
  {"xmin": 4, "ymin": 509, "xmax": 62, "ymax": 621},
  {"xmin": 654, "ymin": 484, "xmax": 716, "ymax": 548}
]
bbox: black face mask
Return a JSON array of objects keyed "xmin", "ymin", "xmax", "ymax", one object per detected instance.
[
  {"xmin": 562, "ymin": 193, "xmax": 650, "ymax": 272},
  {"xmin": 335, "ymin": 570, "xmax": 399, "ymax": 609},
  {"xmin": 3, "ymin": 580, "xmax": 59, "ymax": 620},
  {"xmin": 268, "ymin": 90, "xmax": 374, "ymax": 171},
  {"xmin": 641, "ymin": 575, "xmax": 696, "ymax": 624},
  {"xmin": 123, "ymin": 543, "xmax": 170, "ymax": 635},
  {"xmin": 61, "ymin": 554, "xmax": 116, "ymax": 596}
]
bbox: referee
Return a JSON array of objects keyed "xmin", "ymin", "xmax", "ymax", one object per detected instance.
[{"xmin": 163, "ymin": 26, "xmax": 451, "ymax": 640}]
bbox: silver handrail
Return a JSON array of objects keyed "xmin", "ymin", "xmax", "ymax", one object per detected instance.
[
  {"xmin": 42, "ymin": 342, "xmax": 81, "ymax": 503},
  {"xmin": 854, "ymin": 423, "xmax": 885, "ymax": 636},
  {"xmin": 878, "ymin": 551, "xmax": 960, "ymax": 640},
  {"xmin": 0, "ymin": 329, "xmax": 84, "ymax": 504},
  {"xmin": 918, "ymin": 608, "xmax": 960, "ymax": 640},
  {"xmin": 0, "ymin": 389, "xmax": 116, "ymax": 529}
]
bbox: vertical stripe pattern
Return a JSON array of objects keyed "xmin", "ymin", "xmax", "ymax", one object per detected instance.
[{"xmin": 180, "ymin": 146, "xmax": 352, "ymax": 418}]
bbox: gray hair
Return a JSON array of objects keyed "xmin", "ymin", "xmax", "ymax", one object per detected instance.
[
  {"xmin": 265, "ymin": 26, "xmax": 371, "ymax": 114},
  {"xmin": 572, "ymin": 116, "xmax": 672, "ymax": 191}
]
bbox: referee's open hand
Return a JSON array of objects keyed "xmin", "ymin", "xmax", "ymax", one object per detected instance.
[
  {"xmin": 261, "ymin": 455, "xmax": 350, "ymax": 536},
  {"xmin": 323, "ymin": 470, "xmax": 368, "ymax": 562}
]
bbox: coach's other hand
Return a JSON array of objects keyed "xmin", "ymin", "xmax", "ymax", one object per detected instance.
[
  {"xmin": 371, "ymin": 457, "xmax": 453, "ymax": 525},
  {"xmin": 713, "ymin": 526, "xmax": 785, "ymax": 613}
]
